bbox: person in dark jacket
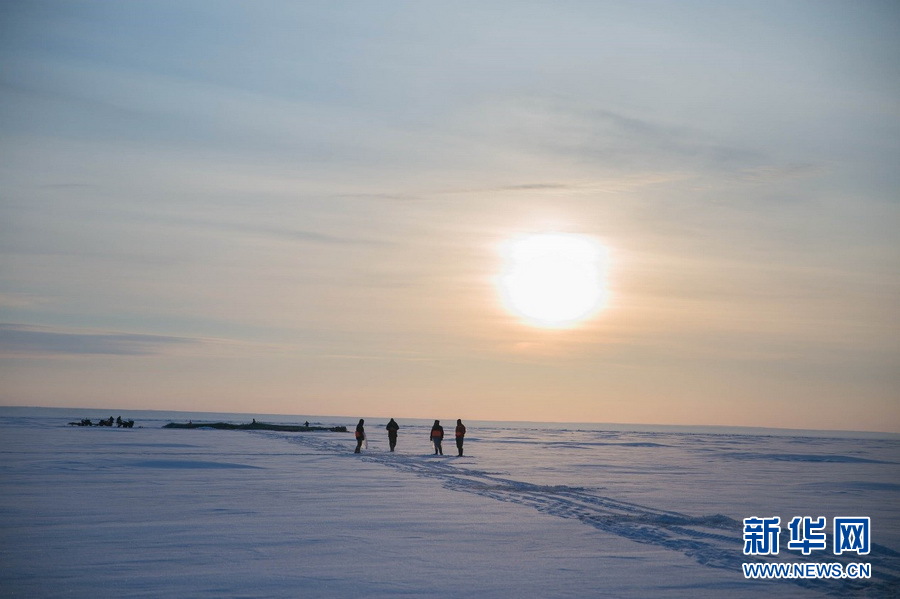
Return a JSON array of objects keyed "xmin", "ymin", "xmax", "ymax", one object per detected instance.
[
  {"xmin": 386, "ymin": 418, "xmax": 399, "ymax": 452},
  {"xmin": 455, "ymin": 419, "xmax": 467, "ymax": 456},
  {"xmin": 430, "ymin": 420, "xmax": 444, "ymax": 455},
  {"xmin": 354, "ymin": 419, "xmax": 366, "ymax": 453}
]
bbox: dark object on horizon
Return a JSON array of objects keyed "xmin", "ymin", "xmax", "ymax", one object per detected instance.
[
  {"xmin": 386, "ymin": 418, "xmax": 399, "ymax": 452},
  {"xmin": 354, "ymin": 419, "xmax": 366, "ymax": 453},
  {"xmin": 68, "ymin": 416, "xmax": 134, "ymax": 427},
  {"xmin": 430, "ymin": 420, "xmax": 444, "ymax": 455},
  {"xmin": 163, "ymin": 421, "xmax": 348, "ymax": 433},
  {"xmin": 455, "ymin": 419, "xmax": 466, "ymax": 457}
]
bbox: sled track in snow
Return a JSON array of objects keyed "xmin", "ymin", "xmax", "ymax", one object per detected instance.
[{"xmin": 275, "ymin": 432, "xmax": 900, "ymax": 598}]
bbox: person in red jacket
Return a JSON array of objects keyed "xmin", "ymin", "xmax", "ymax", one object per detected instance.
[
  {"xmin": 455, "ymin": 419, "xmax": 467, "ymax": 456},
  {"xmin": 430, "ymin": 420, "xmax": 444, "ymax": 455}
]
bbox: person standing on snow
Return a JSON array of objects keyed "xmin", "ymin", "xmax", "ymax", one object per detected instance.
[
  {"xmin": 386, "ymin": 418, "xmax": 399, "ymax": 452},
  {"xmin": 354, "ymin": 419, "xmax": 366, "ymax": 453},
  {"xmin": 430, "ymin": 420, "xmax": 444, "ymax": 455},
  {"xmin": 455, "ymin": 419, "xmax": 467, "ymax": 456}
]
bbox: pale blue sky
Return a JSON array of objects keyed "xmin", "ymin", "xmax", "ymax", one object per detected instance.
[{"xmin": 1, "ymin": 1, "xmax": 898, "ymax": 431}]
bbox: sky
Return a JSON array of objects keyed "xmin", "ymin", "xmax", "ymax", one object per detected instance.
[{"xmin": 1, "ymin": 1, "xmax": 898, "ymax": 432}]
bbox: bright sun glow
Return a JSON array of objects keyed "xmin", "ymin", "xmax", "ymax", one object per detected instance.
[{"xmin": 497, "ymin": 233, "xmax": 609, "ymax": 328}]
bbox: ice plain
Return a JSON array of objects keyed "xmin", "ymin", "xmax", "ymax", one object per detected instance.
[{"xmin": 1, "ymin": 408, "xmax": 898, "ymax": 598}]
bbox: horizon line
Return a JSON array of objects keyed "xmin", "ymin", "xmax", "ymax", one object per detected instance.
[{"xmin": 2, "ymin": 404, "xmax": 897, "ymax": 438}]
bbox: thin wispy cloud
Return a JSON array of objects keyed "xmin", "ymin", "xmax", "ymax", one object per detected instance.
[{"xmin": 0, "ymin": 324, "xmax": 198, "ymax": 357}]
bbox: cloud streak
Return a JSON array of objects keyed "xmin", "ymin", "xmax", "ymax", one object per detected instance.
[{"xmin": 0, "ymin": 324, "xmax": 197, "ymax": 357}]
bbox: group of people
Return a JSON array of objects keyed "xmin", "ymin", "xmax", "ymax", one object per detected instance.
[
  {"xmin": 354, "ymin": 418, "xmax": 467, "ymax": 456},
  {"xmin": 69, "ymin": 416, "xmax": 134, "ymax": 428}
]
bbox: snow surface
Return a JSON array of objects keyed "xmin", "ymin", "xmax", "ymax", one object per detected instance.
[{"xmin": 1, "ymin": 408, "xmax": 898, "ymax": 598}]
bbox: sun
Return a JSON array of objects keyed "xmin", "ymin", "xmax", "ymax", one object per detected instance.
[{"xmin": 497, "ymin": 233, "xmax": 609, "ymax": 328}]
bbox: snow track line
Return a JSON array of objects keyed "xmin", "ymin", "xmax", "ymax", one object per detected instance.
[{"xmin": 273, "ymin": 432, "xmax": 900, "ymax": 598}]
